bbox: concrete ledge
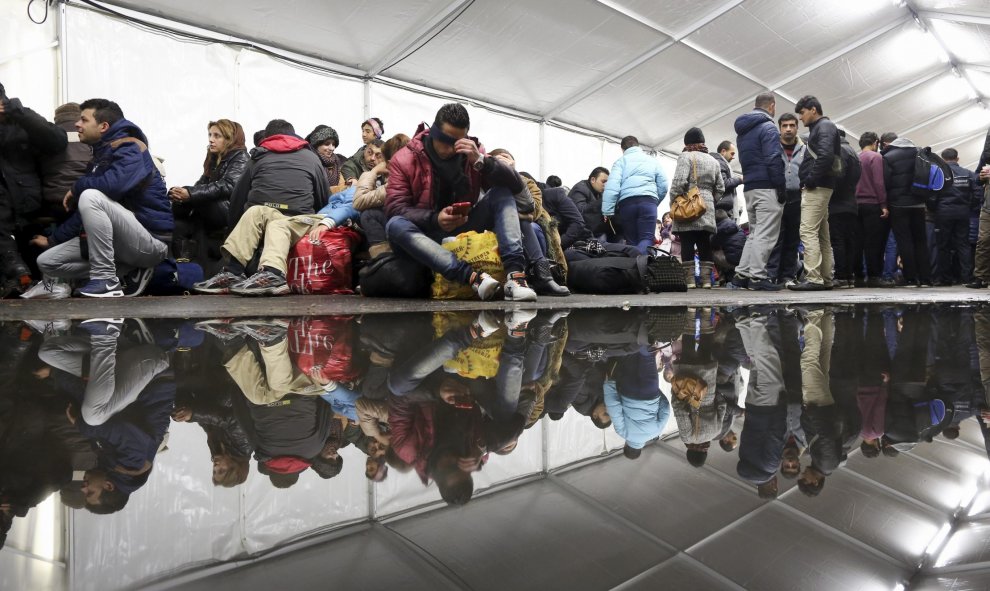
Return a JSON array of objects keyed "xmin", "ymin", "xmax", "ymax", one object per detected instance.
[{"xmin": 2, "ymin": 287, "xmax": 989, "ymax": 320}]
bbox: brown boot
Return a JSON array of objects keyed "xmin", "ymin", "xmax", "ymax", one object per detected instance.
[
  {"xmin": 699, "ymin": 262, "xmax": 713, "ymax": 289},
  {"xmin": 368, "ymin": 242, "xmax": 392, "ymax": 259},
  {"xmin": 681, "ymin": 261, "xmax": 697, "ymax": 288}
]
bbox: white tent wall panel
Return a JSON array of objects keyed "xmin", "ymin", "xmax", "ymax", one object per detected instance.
[
  {"xmin": 233, "ymin": 49, "xmax": 366, "ymax": 156},
  {"xmin": 64, "ymin": 6, "xmax": 240, "ymax": 186},
  {"xmin": 929, "ymin": 20, "xmax": 990, "ymax": 66},
  {"xmin": 0, "ymin": 0, "xmax": 58, "ymax": 121},
  {"xmin": 384, "ymin": 0, "xmax": 669, "ymax": 117},
  {"xmin": 558, "ymin": 42, "xmax": 764, "ymax": 148}
]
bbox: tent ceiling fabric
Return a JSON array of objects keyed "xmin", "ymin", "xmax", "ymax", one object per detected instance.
[{"xmin": 97, "ymin": 0, "xmax": 990, "ymax": 164}]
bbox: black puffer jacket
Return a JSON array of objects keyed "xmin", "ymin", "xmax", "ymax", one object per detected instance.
[
  {"xmin": 883, "ymin": 139, "xmax": 922, "ymax": 208},
  {"xmin": 540, "ymin": 183, "xmax": 592, "ymax": 249},
  {"xmin": 712, "ymin": 215, "xmax": 745, "ymax": 265},
  {"xmin": 569, "ymin": 180, "xmax": 605, "ymax": 235},
  {"xmin": 799, "ymin": 116, "xmax": 840, "ymax": 190},
  {"xmin": 0, "ymin": 99, "xmax": 68, "ymax": 225},
  {"xmin": 827, "ymin": 138, "xmax": 862, "ymax": 216},
  {"xmin": 186, "ymin": 149, "xmax": 248, "ymax": 204}
]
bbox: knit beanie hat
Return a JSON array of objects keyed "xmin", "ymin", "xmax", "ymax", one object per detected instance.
[
  {"xmin": 54, "ymin": 103, "xmax": 81, "ymax": 125},
  {"xmin": 684, "ymin": 127, "xmax": 705, "ymax": 145},
  {"xmin": 307, "ymin": 124, "xmax": 339, "ymax": 148}
]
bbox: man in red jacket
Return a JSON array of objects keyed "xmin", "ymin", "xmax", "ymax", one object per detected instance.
[{"xmin": 384, "ymin": 103, "xmax": 536, "ymax": 301}]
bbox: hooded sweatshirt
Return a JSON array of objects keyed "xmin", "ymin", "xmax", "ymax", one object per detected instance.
[{"xmin": 227, "ymin": 134, "xmax": 328, "ymax": 226}]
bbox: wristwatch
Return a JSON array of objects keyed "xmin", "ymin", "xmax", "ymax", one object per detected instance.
[{"xmin": 472, "ymin": 154, "xmax": 485, "ymax": 172}]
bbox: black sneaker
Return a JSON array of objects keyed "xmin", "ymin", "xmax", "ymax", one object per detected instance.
[
  {"xmin": 122, "ymin": 267, "xmax": 154, "ymax": 297},
  {"xmin": 966, "ymin": 279, "xmax": 989, "ymax": 289},
  {"xmin": 867, "ymin": 277, "xmax": 896, "ymax": 288},
  {"xmin": 787, "ymin": 281, "xmax": 830, "ymax": 291},
  {"xmin": 748, "ymin": 279, "xmax": 783, "ymax": 291},
  {"xmin": 230, "ymin": 270, "xmax": 290, "ymax": 296}
]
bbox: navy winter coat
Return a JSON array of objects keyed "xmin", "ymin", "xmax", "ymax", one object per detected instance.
[
  {"xmin": 937, "ymin": 162, "xmax": 982, "ymax": 220},
  {"xmin": 733, "ymin": 109, "xmax": 785, "ymax": 191},
  {"xmin": 52, "ymin": 119, "xmax": 172, "ymax": 245},
  {"xmin": 712, "ymin": 216, "xmax": 745, "ymax": 266},
  {"xmin": 540, "ymin": 184, "xmax": 592, "ymax": 249}
]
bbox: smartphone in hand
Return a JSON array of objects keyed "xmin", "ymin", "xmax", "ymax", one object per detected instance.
[{"xmin": 451, "ymin": 201, "xmax": 472, "ymax": 216}]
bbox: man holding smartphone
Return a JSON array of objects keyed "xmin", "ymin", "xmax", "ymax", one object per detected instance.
[{"xmin": 385, "ymin": 102, "xmax": 536, "ymax": 301}]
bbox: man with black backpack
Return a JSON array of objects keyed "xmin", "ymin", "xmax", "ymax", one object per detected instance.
[
  {"xmin": 882, "ymin": 136, "xmax": 932, "ymax": 287},
  {"xmin": 789, "ymin": 96, "xmax": 840, "ymax": 291},
  {"xmin": 935, "ymin": 148, "xmax": 981, "ymax": 285}
]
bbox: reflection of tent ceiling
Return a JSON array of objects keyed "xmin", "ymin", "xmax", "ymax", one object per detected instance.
[{"xmin": 97, "ymin": 0, "xmax": 990, "ymax": 165}]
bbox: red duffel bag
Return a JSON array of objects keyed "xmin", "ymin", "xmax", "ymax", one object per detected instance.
[
  {"xmin": 286, "ymin": 227, "xmax": 362, "ymax": 295},
  {"xmin": 289, "ymin": 316, "xmax": 360, "ymax": 383}
]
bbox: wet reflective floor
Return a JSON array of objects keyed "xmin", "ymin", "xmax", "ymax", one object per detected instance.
[{"xmin": 2, "ymin": 305, "xmax": 990, "ymax": 591}]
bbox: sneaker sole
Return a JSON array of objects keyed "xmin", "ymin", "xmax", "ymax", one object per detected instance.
[
  {"xmin": 79, "ymin": 289, "xmax": 125, "ymax": 298},
  {"xmin": 194, "ymin": 286, "xmax": 232, "ymax": 295},
  {"xmin": 231, "ymin": 285, "xmax": 291, "ymax": 297}
]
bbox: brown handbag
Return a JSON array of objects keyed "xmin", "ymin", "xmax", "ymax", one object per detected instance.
[
  {"xmin": 671, "ymin": 374, "xmax": 708, "ymax": 408},
  {"xmin": 670, "ymin": 155, "xmax": 707, "ymax": 223}
]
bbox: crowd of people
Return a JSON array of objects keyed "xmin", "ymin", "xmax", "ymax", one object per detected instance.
[
  {"xmin": 1, "ymin": 303, "xmax": 986, "ymax": 543},
  {"xmin": 2, "ymin": 85, "xmax": 988, "ymax": 300}
]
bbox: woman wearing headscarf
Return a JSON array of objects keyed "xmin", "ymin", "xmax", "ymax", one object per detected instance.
[
  {"xmin": 169, "ymin": 119, "xmax": 248, "ymax": 260},
  {"xmin": 306, "ymin": 124, "xmax": 347, "ymax": 194},
  {"xmin": 670, "ymin": 127, "xmax": 724, "ymax": 288}
]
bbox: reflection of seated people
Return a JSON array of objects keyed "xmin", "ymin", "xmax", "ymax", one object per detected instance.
[
  {"xmin": 39, "ymin": 319, "xmax": 173, "ymax": 513},
  {"xmin": 222, "ymin": 320, "xmax": 348, "ymax": 487},
  {"xmin": 172, "ymin": 385, "xmax": 253, "ymax": 488}
]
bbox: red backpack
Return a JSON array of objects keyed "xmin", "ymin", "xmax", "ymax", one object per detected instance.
[{"xmin": 286, "ymin": 227, "xmax": 361, "ymax": 295}]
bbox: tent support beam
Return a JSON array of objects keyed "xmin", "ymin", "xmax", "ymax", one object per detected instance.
[
  {"xmin": 540, "ymin": 0, "xmax": 744, "ymax": 120},
  {"xmin": 917, "ymin": 11, "xmax": 990, "ymax": 27},
  {"xmin": 365, "ymin": 0, "xmax": 475, "ymax": 77},
  {"xmin": 654, "ymin": 15, "xmax": 911, "ymax": 147}
]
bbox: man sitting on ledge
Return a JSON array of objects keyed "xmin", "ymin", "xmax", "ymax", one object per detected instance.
[{"xmin": 384, "ymin": 102, "xmax": 536, "ymax": 302}]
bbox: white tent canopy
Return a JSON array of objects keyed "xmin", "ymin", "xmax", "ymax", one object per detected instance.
[{"xmin": 3, "ymin": 0, "xmax": 989, "ymax": 192}]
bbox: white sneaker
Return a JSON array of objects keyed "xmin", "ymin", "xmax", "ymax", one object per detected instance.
[
  {"xmin": 470, "ymin": 272, "xmax": 500, "ymax": 301},
  {"xmin": 20, "ymin": 278, "xmax": 71, "ymax": 300},
  {"xmin": 474, "ymin": 310, "xmax": 502, "ymax": 337},
  {"xmin": 23, "ymin": 319, "xmax": 71, "ymax": 336},
  {"xmin": 503, "ymin": 272, "xmax": 537, "ymax": 302}
]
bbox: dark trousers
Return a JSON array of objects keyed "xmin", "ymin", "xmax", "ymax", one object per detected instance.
[
  {"xmin": 829, "ymin": 212, "xmax": 859, "ymax": 281},
  {"xmin": 615, "ymin": 196, "xmax": 658, "ymax": 255},
  {"xmin": 767, "ymin": 199, "xmax": 801, "ymax": 281},
  {"xmin": 889, "ymin": 207, "xmax": 931, "ymax": 284},
  {"xmin": 676, "ymin": 230, "xmax": 713, "ymax": 262},
  {"xmin": 936, "ymin": 215, "xmax": 973, "ymax": 284},
  {"xmin": 173, "ymin": 200, "xmax": 228, "ymax": 264},
  {"xmin": 855, "ymin": 204, "xmax": 889, "ymax": 279},
  {"xmin": 360, "ymin": 208, "xmax": 387, "ymax": 245}
]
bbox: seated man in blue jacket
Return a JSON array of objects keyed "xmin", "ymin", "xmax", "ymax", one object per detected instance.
[{"xmin": 31, "ymin": 99, "xmax": 172, "ymax": 298}]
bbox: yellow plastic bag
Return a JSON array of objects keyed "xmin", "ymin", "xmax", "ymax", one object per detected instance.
[{"xmin": 431, "ymin": 230, "xmax": 506, "ymax": 300}]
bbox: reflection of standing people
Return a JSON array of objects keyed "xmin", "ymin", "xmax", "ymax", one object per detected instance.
[
  {"xmin": 796, "ymin": 307, "xmax": 841, "ymax": 497},
  {"xmin": 604, "ymin": 349, "xmax": 670, "ymax": 460}
]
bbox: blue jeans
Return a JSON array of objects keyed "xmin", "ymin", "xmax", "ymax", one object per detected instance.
[
  {"xmin": 616, "ymin": 195, "xmax": 658, "ymax": 255},
  {"xmin": 882, "ymin": 233, "xmax": 899, "ymax": 280},
  {"xmin": 520, "ymin": 220, "xmax": 548, "ymax": 263},
  {"xmin": 385, "ymin": 186, "xmax": 526, "ymax": 284}
]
